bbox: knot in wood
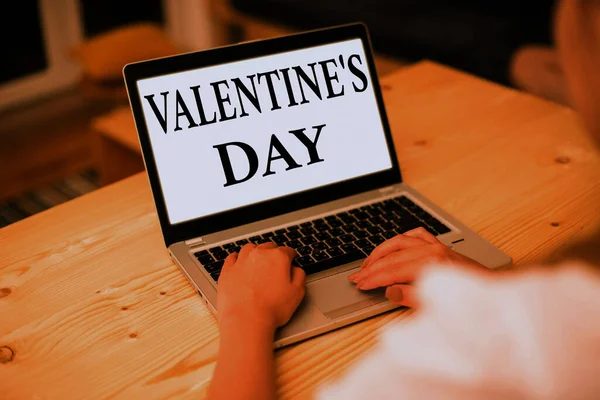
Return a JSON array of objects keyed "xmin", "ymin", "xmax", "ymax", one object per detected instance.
[{"xmin": 0, "ymin": 346, "xmax": 15, "ymax": 363}]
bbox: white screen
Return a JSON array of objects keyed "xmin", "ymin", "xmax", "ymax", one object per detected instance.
[{"xmin": 137, "ymin": 38, "xmax": 393, "ymax": 224}]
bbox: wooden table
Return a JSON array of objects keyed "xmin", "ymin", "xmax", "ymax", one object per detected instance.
[{"xmin": 2, "ymin": 61, "xmax": 600, "ymax": 400}]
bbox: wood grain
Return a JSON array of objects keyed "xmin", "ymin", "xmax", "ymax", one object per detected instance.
[{"xmin": 2, "ymin": 61, "xmax": 600, "ymax": 399}]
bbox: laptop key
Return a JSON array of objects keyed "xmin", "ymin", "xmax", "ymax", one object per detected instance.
[
  {"xmin": 249, "ymin": 235, "xmax": 261, "ymax": 243},
  {"xmin": 287, "ymin": 230, "xmax": 302, "ymax": 240},
  {"xmin": 340, "ymin": 234, "xmax": 356, "ymax": 243},
  {"xmin": 369, "ymin": 234, "xmax": 385, "ymax": 245},
  {"xmin": 367, "ymin": 207, "xmax": 383, "ymax": 217},
  {"xmin": 342, "ymin": 224, "xmax": 358, "ymax": 233},
  {"xmin": 366, "ymin": 226, "xmax": 382, "ymax": 235},
  {"xmin": 328, "ymin": 219, "xmax": 343, "ymax": 228},
  {"xmin": 362, "ymin": 245, "xmax": 375, "ymax": 256},
  {"xmin": 262, "ymin": 231, "xmax": 275, "ymax": 238},
  {"xmin": 236, "ymin": 239, "xmax": 249, "ymax": 246},
  {"xmin": 300, "ymin": 235, "xmax": 317, "ymax": 245},
  {"xmin": 286, "ymin": 225, "xmax": 300, "ymax": 231},
  {"xmin": 223, "ymin": 243, "xmax": 236, "ymax": 249},
  {"xmin": 301, "ymin": 251, "xmax": 364, "ymax": 276},
  {"xmin": 325, "ymin": 237, "xmax": 342, "ymax": 247},
  {"xmin": 213, "ymin": 250, "xmax": 228, "ymax": 261},
  {"xmin": 369, "ymin": 216, "xmax": 385, "ymax": 226},
  {"xmin": 382, "ymin": 231, "xmax": 396, "ymax": 239},
  {"xmin": 271, "ymin": 234, "xmax": 288, "ymax": 246},
  {"xmin": 354, "ymin": 230, "xmax": 369, "ymax": 239},
  {"xmin": 354, "ymin": 211, "xmax": 370, "ymax": 220},
  {"xmin": 327, "ymin": 246, "xmax": 344, "ymax": 257},
  {"xmin": 315, "ymin": 231, "xmax": 331, "ymax": 241},
  {"xmin": 433, "ymin": 223, "xmax": 451, "ymax": 234},
  {"xmin": 210, "ymin": 271, "xmax": 220, "ymax": 282},
  {"xmin": 423, "ymin": 225, "xmax": 438, "ymax": 236},
  {"xmin": 295, "ymin": 255, "xmax": 315, "ymax": 266},
  {"xmin": 356, "ymin": 220, "xmax": 372, "ymax": 229},
  {"xmin": 381, "ymin": 222, "xmax": 396, "ymax": 231},
  {"xmin": 341, "ymin": 243, "xmax": 358, "ymax": 253},
  {"xmin": 297, "ymin": 246, "xmax": 312, "ymax": 256},
  {"xmin": 300, "ymin": 221, "xmax": 313, "ymax": 228},
  {"xmin": 355, "ymin": 239, "xmax": 371, "ymax": 249},
  {"xmin": 314, "ymin": 224, "xmax": 330, "ymax": 232},
  {"xmin": 194, "ymin": 249, "xmax": 209, "ymax": 257},
  {"xmin": 330, "ymin": 228, "xmax": 345, "ymax": 237},
  {"xmin": 300, "ymin": 227, "xmax": 316, "ymax": 236},
  {"xmin": 275, "ymin": 229, "xmax": 287, "ymax": 235},
  {"xmin": 340, "ymin": 215, "xmax": 357, "ymax": 224},
  {"xmin": 209, "ymin": 246, "xmax": 223, "ymax": 253},
  {"xmin": 197, "ymin": 254, "xmax": 215, "ymax": 265},
  {"xmin": 204, "ymin": 260, "xmax": 224, "ymax": 273},
  {"xmin": 312, "ymin": 251, "xmax": 329, "ymax": 261},
  {"xmin": 286, "ymin": 239, "xmax": 303, "ymax": 249},
  {"xmin": 312, "ymin": 241, "xmax": 328, "ymax": 251}
]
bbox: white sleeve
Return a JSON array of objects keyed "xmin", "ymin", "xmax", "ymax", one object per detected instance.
[{"xmin": 317, "ymin": 263, "xmax": 600, "ymax": 400}]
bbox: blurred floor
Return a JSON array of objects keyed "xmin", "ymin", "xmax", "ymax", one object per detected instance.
[{"xmin": 0, "ymin": 168, "xmax": 100, "ymax": 228}]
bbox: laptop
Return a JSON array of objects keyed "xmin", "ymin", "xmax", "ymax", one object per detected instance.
[{"xmin": 123, "ymin": 23, "xmax": 512, "ymax": 348}]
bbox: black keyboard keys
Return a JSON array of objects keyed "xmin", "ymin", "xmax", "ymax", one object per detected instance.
[
  {"xmin": 315, "ymin": 231, "xmax": 331, "ymax": 241},
  {"xmin": 295, "ymin": 255, "xmax": 315, "ymax": 266},
  {"xmin": 297, "ymin": 246, "xmax": 312, "ymax": 256},
  {"xmin": 212, "ymin": 250, "xmax": 228, "ymax": 261},
  {"xmin": 327, "ymin": 246, "xmax": 344, "ymax": 257},
  {"xmin": 300, "ymin": 235, "xmax": 317, "ymax": 245},
  {"xmin": 312, "ymin": 251, "xmax": 329, "ymax": 261},
  {"xmin": 354, "ymin": 230, "xmax": 369, "ymax": 239},
  {"xmin": 300, "ymin": 250, "xmax": 364, "ymax": 276},
  {"xmin": 312, "ymin": 241, "xmax": 329, "ymax": 251},
  {"xmin": 197, "ymin": 253, "xmax": 215, "ymax": 265},
  {"xmin": 355, "ymin": 239, "xmax": 371, "ymax": 249},
  {"xmin": 382, "ymin": 231, "xmax": 396, "ymax": 239},
  {"xmin": 272, "ymin": 234, "xmax": 288, "ymax": 245},
  {"xmin": 287, "ymin": 230, "xmax": 302, "ymax": 240},
  {"xmin": 339, "ymin": 234, "xmax": 356, "ymax": 243},
  {"xmin": 286, "ymin": 239, "xmax": 303, "ymax": 249},
  {"xmin": 369, "ymin": 234, "xmax": 385, "ymax": 245},
  {"xmin": 342, "ymin": 224, "xmax": 358, "ymax": 233},
  {"xmin": 300, "ymin": 227, "xmax": 316, "ymax": 236},
  {"xmin": 329, "ymin": 228, "xmax": 345, "ymax": 237},
  {"xmin": 362, "ymin": 245, "xmax": 375, "ymax": 255},
  {"xmin": 326, "ymin": 237, "xmax": 342, "ymax": 247},
  {"xmin": 204, "ymin": 260, "xmax": 224, "ymax": 274},
  {"xmin": 341, "ymin": 243, "xmax": 358, "ymax": 253},
  {"xmin": 366, "ymin": 226, "xmax": 382, "ymax": 235},
  {"xmin": 194, "ymin": 249, "xmax": 209, "ymax": 258}
]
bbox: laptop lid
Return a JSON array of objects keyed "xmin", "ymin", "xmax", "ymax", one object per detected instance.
[{"xmin": 123, "ymin": 23, "xmax": 401, "ymax": 247}]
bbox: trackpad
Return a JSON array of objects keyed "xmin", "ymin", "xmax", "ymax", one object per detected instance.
[{"xmin": 308, "ymin": 269, "xmax": 386, "ymax": 320}]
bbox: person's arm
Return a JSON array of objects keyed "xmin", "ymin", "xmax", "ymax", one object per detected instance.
[
  {"xmin": 209, "ymin": 315, "xmax": 277, "ymax": 400},
  {"xmin": 207, "ymin": 242, "xmax": 305, "ymax": 400}
]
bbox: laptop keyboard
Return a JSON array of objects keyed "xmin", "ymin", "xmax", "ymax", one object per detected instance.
[{"xmin": 194, "ymin": 195, "xmax": 450, "ymax": 282}]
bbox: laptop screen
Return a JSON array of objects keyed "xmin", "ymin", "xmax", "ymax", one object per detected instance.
[{"xmin": 137, "ymin": 38, "xmax": 393, "ymax": 225}]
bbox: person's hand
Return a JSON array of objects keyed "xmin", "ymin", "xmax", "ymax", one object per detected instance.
[
  {"xmin": 217, "ymin": 242, "xmax": 306, "ymax": 333},
  {"xmin": 348, "ymin": 227, "xmax": 488, "ymax": 307}
]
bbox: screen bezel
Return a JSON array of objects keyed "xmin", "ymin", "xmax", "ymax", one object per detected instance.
[{"xmin": 123, "ymin": 22, "xmax": 402, "ymax": 247}]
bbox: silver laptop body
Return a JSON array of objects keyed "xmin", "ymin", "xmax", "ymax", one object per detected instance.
[{"xmin": 124, "ymin": 23, "xmax": 512, "ymax": 348}]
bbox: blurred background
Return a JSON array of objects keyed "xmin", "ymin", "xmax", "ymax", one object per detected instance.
[{"xmin": 0, "ymin": 0, "xmax": 562, "ymax": 228}]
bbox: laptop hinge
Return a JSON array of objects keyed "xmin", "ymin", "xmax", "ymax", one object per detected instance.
[
  {"xmin": 378, "ymin": 185, "xmax": 397, "ymax": 193},
  {"xmin": 185, "ymin": 237, "xmax": 205, "ymax": 247}
]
